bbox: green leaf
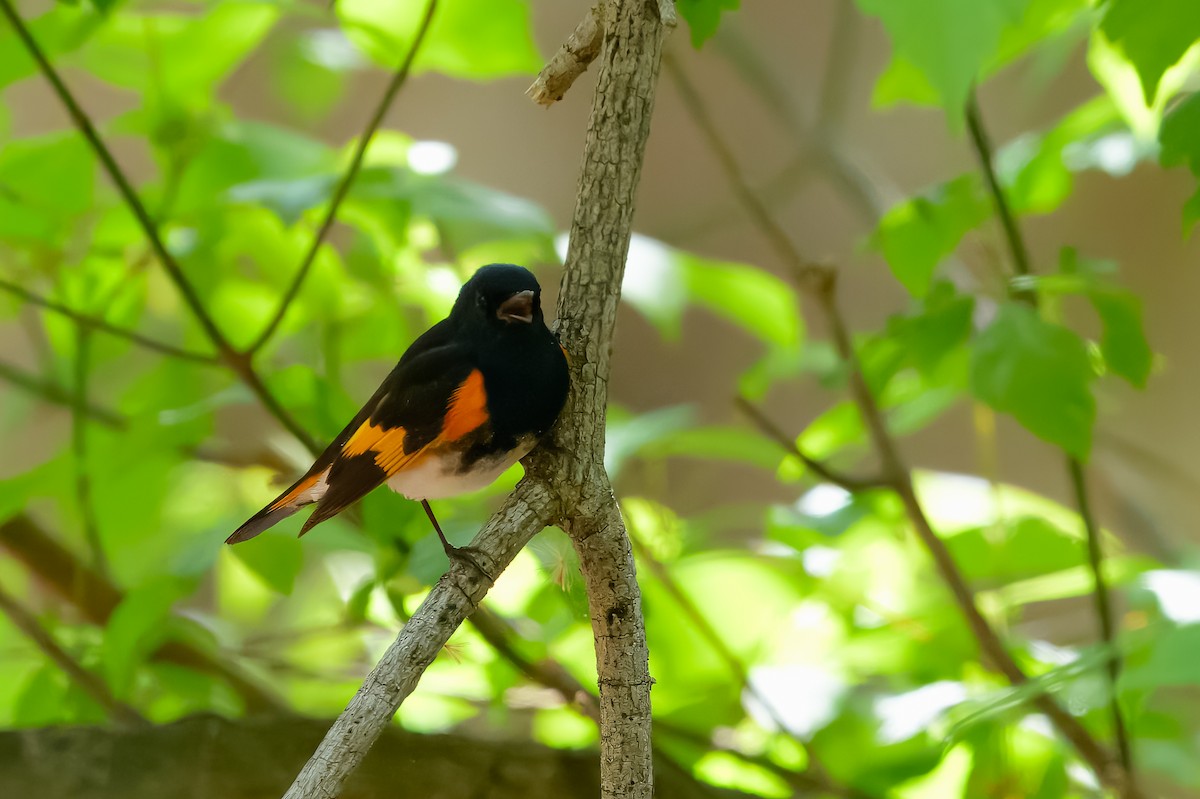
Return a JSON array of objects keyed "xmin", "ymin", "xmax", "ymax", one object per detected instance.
[
  {"xmin": 873, "ymin": 176, "xmax": 990, "ymax": 296},
  {"xmin": 886, "ymin": 283, "xmax": 976, "ymax": 375},
  {"xmin": 103, "ymin": 577, "xmax": 191, "ymax": 698},
  {"xmin": 1089, "ymin": 289, "xmax": 1152, "ymax": 387},
  {"xmin": 997, "ymin": 96, "xmax": 1126, "ymax": 216},
  {"xmin": 855, "ymin": 0, "xmax": 1030, "ymax": 114},
  {"xmin": 79, "ymin": 2, "xmax": 279, "ymax": 103},
  {"xmin": 681, "ymin": 254, "xmax": 802, "ymax": 347},
  {"xmin": 639, "ymin": 426, "xmax": 784, "ymax": 470},
  {"xmin": 623, "ymin": 236, "xmax": 803, "ymax": 347},
  {"xmin": 229, "ymin": 532, "xmax": 305, "ymax": 595},
  {"xmin": 1159, "ymin": 93, "xmax": 1200, "ymax": 229},
  {"xmin": 338, "ymin": 0, "xmax": 540, "ymax": 79},
  {"xmin": 1122, "ymin": 623, "xmax": 1200, "ymax": 690},
  {"xmin": 0, "ymin": 133, "xmax": 95, "ymax": 243},
  {"xmin": 1100, "ymin": 0, "xmax": 1200, "ymax": 106},
  {"xmin": 677, "ymin": 0, "xmax": 740, "ymax": 48},
  {"xmin": 970, "ymin": 303, "xmax": 1095, "ymax": 458},
  {"xmin": 0, "ymin": 3, "xmax": 104, "ymax": 89}
]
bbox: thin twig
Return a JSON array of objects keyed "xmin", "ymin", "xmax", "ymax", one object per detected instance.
[
  {"xmin": 801, "ymin": 266, "xmax": 1122, "ymax": 788},
  {"xmin": 247, "ymin": 0, "xmax": 439, "ymax": 354},
  {"xmin": 0, "ymin": 360, "xmax": 125, "ymax": 428},
  {"xmin": 735, "ymin": 395, "xmax": 886, "ymax": 490},
  {"xmin": 70, "ymin": 326, "xmax": 108, "ymax": 579},
  {"xmin": 967, "ymin": 90, "xmax": 1137, "ymax": 796},
  {"xmin": 0, "ymin": 581, "xmax": 146, "ymax": 726},
  {"xmin": 1071, "ymin": 459, "xmax": 1133, "ymax": 774},
  {"xmin": 526, "ymin": 5, "xmax": 604, "ymax": 106},
  {"xmin": 664, "ymin": 55, "xmax": 805, "ymax": 273},
  {"xmin": 0, "ymin": 277, "xmax": 218, "ymax": 365}
]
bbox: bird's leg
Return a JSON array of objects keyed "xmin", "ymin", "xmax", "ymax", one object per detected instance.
[{"xmin": 421, "ymin": 500, "xmax": 490, "ymax": 580}]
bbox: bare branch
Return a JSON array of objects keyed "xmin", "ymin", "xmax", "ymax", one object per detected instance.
[
  {"xmin": 735, "ymin": 395, "xmax": 887, "ymax": 490},
  {"xmin": 526, "ymin": 5, "xmax": 604, "ymax": 107},
  {"xmin": 282, "ymin": 481, "xmax": 557, "ymax": 799},
  {"xmin": 247, "ymin": 0, "xmax": 439, "ymax": 354},
  {"xmin": 0, "ymin": 277, "xmax": 219, "ymax": 365},
  {"xmin": 0, "ymin": 580, "xmax": 146, "ymax": 727}
]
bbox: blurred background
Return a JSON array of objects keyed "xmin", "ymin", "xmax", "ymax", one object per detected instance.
[{"xmin": 2, "ymin": 0, "xmax": 1200, "ymax": 797}]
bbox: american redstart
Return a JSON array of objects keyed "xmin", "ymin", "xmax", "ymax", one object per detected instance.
[{"xmin": 227, "ymin": 264, "xmax": 570, "ymax": 560}]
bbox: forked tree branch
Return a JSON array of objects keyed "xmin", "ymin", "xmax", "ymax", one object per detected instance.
[
  {"xmin": 247, "ymin": 0, "xmax": 439, "ymax": 354},
  {"xmin": 284, "ymin": 3, "xmax": 671, "ymax": 796},
  {"xmin": 282, "ymin": 483, "xmax": 557, "ymax": 798}
]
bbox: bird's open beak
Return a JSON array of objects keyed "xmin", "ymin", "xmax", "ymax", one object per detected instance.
[{"xmin": 497, "ymin": 290, "xmax": 535, "ymax": 324}]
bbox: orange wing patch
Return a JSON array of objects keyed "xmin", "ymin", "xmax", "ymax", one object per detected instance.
[
  {"xmin": 268, "ymin": 471, "xmax": 322, "ymax": 511},
  {"xmin": 442, "ymin": 369, "xmax": 488, "ymax": 441},
  {"xmin": 342, "ymin": 421, "xmax": 417, "ymax": 474}
]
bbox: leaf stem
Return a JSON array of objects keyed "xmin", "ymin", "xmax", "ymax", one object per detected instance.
[
  {"xmin": 0, "ymin": 277, "xmax": 219, "ymax": 365},
  {"xmin": 967, "ymin": 89, "xmax": 1137, "ymax": 797}
]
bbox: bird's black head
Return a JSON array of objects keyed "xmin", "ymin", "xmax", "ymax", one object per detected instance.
[{"xmin": 452, "ymin": 264, "xmax": 546, "ymax": 331}]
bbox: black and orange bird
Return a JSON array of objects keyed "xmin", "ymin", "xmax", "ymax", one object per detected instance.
[{"xmin": 226, "ymin": 264, "xmax": 569, "ymax": 559}]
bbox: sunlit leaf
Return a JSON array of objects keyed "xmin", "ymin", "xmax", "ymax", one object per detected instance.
[
  {"xmin": 855, "ymin": 0, "xmax": 1030, "ymax": 115},
  {"xmin": 677, "ymin": 0, "xmax": 740, "ymax": 48},
  {"xmin": 1100, "ymin": 0, "xmax": 1200, "ymax": 106},
  {"xmin": 873, "ymin": 176, "xmax": 990, "ymax": 296},
  {"xmin": 338, "ymin": 0, "xmax": 540, "ymax": 79}
]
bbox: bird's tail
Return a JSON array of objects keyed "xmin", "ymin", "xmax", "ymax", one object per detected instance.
[{"xmin": 226, "ymin": 467, "xmax": 330, "ymax": 544}]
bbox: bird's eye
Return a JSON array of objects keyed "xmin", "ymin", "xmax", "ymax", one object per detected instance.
[{"xmin": 476, "ymin": 294, "xmax": 487, "ymax": 309}]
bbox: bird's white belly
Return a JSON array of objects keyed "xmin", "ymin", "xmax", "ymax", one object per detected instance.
[{"xmin": 385, "ymin": 440, "xmax": 535, "ymax": 501}]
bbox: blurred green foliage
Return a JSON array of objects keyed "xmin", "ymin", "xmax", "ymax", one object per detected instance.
[{"xmin": 1, "ymin": 1, "xmax": 1199, "ymax": 798}]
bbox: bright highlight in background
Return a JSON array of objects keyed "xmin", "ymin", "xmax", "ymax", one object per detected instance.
[{"xmin": 408, "ymin": 140, "xmax": 458, "ymax": 175}]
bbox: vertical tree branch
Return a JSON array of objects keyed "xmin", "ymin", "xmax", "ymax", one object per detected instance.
[{"xmin": 247, "ymin": 0, "xmax": 440, "ymax": 354}]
